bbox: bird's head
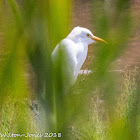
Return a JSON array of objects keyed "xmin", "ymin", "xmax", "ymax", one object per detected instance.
[{"xmin": 67, "ymin": 26, "xmax": 107, "ymax": 45}]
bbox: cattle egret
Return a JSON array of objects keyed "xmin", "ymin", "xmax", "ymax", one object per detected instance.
[{"xmin": 52, "ymin": 26, "xmax": 107, "ymax": 93}]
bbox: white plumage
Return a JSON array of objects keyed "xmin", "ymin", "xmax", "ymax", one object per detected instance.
[{"xmin": 52, "ymin": 26, "xmax": 107, "ymax": 93}]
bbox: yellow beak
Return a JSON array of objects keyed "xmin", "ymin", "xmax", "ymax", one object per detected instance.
[{"xmin": 90, "ymin": 35, "xmax": 108, "ymax": 44}]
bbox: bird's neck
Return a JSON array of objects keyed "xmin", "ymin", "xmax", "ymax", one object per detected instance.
[{"xmin": 74, "ymin": 42, "xmax": 88, "ymax": 77}]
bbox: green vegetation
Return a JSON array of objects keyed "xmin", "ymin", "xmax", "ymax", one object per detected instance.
[
  {"xmin": 70, "ymin": 70, "xmax": 139, "ymax": 140},
  {"xmin": 0, "ymin": 0, "xmax": 139, "ymax": 140}
]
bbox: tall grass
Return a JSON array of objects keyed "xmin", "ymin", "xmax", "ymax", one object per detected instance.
[
  {"xmin": 69, "ymin": 69, "xmax": 139, "ymax": 140},
  {"xmin": 0, "ymin": 0, "xmax": 139, "ymax": 140}
]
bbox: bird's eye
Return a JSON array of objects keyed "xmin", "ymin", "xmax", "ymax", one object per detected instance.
[{"xmin": 87, "ymin": 34, "xmax": 90, "ymax": 37}]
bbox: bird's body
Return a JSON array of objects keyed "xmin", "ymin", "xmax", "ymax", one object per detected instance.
[{"xmin": 52, "ymin": 27, "xmax": 107, "ymax": 93}]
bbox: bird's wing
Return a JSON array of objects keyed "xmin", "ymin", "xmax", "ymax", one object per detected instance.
[
  {"xmin": 52, "ymin": 39, "xmax": 78, "ymax": 92},
  {"xmin": 52, "ymin": 38, "xmax": 78, "ymax": 71}
]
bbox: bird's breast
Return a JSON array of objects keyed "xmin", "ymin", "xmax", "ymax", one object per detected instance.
[{"xmin": 74, "ymin": 43, "xmax": 88, "ymax": 75}]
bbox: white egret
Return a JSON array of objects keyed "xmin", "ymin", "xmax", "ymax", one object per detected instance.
[{"xmin": 52, "ymin": 26, "xmax": 107, "ymax": 93}]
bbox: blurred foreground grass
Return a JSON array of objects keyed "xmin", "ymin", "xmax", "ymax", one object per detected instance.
[
  {"xmin": 69, "ymin": 69, "xmax": 139, "ymax": 140},
  {"xmin": 0, "ymin": 0, "xmax": 140, "ymax": 140},
  {"xmin": 0, "ymin": 69, "xmax": 139, "ymax": 140}
]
